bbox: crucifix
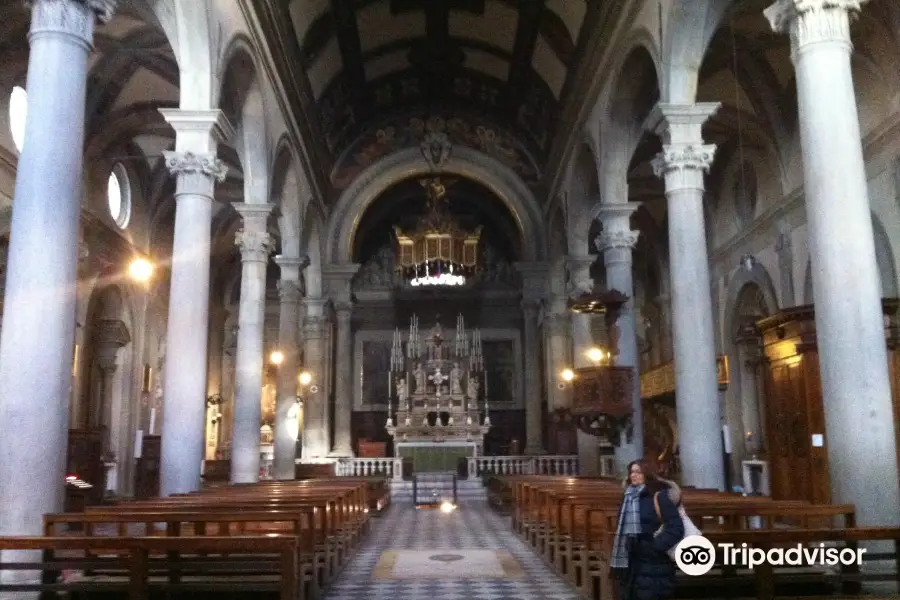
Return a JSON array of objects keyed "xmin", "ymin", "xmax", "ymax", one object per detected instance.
[{"xmin": 429, "ymin": 368, "xmax": 449, "ymax": 412}]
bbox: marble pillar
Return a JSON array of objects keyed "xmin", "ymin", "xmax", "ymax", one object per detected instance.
[
  {"xmin": 273, "ymin": 256, "xmax": 305, "ymax": 479},
  {"xmin": 766, "ymin": 0, "xmax": 900, "ymax": 524},
  {"xmin": 544, "ymin": 313, "xmax": 572, "ymax": 410},
  {"xmin": 522, "ymin": 300, "xmax": 544, "ymax": 454},
  {"xmin": 596, "ymin": 204, "xmax": 642, "ymax": 466},
  {"xmin": 230, "ymin": 203, "xmax": 274, "ymax": 484},
  {"xmin": 158, "ymin": 110, "xmax": 232, "ymax": 496},
  {"xmin": 0, "ymin": 0, "xmax": 116, "ymax": 543},
  {"xmin": 331, "ymin": 302, "xmax": 354, "ymax": 456},
  {"xmin": 301, "ymin": 298, "xmax": 329, "ymax": 459},
  {"xmin": 735, "ymin": 322, "xmax": 764, "ymax": 456},
  {"xmin": 648, "ymin": 102, "xmax": 725, "ymax": 490}
]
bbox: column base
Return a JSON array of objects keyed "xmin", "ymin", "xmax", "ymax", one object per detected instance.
[
  {"xmin": 328, "ymin": 449, "xmax": 355, "ymax": 459},
  {"xmin": 523, "ymin": 445, "xmax": 546, "ymax": 456}
]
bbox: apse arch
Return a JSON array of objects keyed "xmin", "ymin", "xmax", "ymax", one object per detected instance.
[
  {"xmin": 724, "ymin": 261, "xmax": 779, "ymax": 344},
  {"xmin": 325, "ymin": 146, "xmax": 547, "ymax": 264}
]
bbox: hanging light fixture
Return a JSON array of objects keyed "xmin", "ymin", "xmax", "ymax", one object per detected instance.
[{"xmin": 394, "ymin": 177, "xmax": 481, "ymax": 287}]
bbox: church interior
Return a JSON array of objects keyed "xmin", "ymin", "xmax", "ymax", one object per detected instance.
[{"xmin": 1, "ymin": 0, "xmax": 900, "ymax": 598}]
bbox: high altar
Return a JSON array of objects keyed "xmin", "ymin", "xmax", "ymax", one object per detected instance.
[{"xmin": 386, "ymin": 314, "xmax": 491, "ymax": 472}]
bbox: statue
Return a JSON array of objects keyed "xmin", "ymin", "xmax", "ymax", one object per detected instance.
[
  {"xmin": 450, "ymin": 363, "xmax": 462, "ymax": 395},
  {"xmin": 467, "ymin": 375, "xmax": 480, "ymax": 400},
  {"xmin": 413, "ymin": 363, "xmax": 426, "ymax": 394},
  {"xmin": 395, "ymin": 376, "xmax": 408, "ymax": 402}
]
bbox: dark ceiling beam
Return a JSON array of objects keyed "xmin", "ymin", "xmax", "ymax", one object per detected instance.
[
  {"xmin": 505, "ymin": 0, "xmax": 545, "ymax": 109},
  {"xmin": 424, "ymin": 0, "xmax": 450, "ymax": 101},
  {"xmin": 330, "ymin": 0, "xmax": 370, "ymax": 119},
  {"xmin": 363, "ymin": 35, "xmax": 511, "ymax": 64}
]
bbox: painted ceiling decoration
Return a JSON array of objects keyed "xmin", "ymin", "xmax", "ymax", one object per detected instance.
[{"xmin": 279, "ymin": 0, "xmax": 593, "ymax": 190}]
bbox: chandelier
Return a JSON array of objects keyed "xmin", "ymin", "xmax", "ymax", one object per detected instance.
[{"xmin": 394, "ymin": 177, "xmax": 481, "ymax": 287}]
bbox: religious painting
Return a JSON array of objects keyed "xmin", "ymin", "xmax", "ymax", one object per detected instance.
[
  {"xmin": 482, "ymin": 340, "xmax": 516, "ymax": 405},
  {"xmin": 360, "ymin": 340, "xmax": 394, "ymax": 406}
]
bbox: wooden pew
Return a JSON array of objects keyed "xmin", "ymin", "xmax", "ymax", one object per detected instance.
[
  {"xmin": 0, "ymin": 535, "xmax": 298, "ymax": 600},
  {"xmin": 48, "ymin": 478, "xmax": 377, "ymax": 598}
]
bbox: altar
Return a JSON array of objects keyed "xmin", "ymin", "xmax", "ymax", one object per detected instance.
[{"xmin": 385, "ymin": 315, "xmax": 491, "ymax": 472}]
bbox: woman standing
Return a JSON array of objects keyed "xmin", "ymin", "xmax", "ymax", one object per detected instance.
[{"xmin": 610, "ymin": 459, "xmax": 684, "ymax": 600}]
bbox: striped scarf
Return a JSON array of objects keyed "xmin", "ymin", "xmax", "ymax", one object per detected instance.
[{"xmin": 610, "ymin": 484, "xmax": 644, "ymax": 569}]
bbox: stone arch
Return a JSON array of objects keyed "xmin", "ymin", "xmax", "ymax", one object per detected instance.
[
  {"xmin": 566, "ymin": 141, "xmax": 600, "ymax": 255},
  {"xmin": 271, "ymin": 135, "xmax": 302, "ymax": 259},
  {"xmin": 724, "ymin": 261, "xmax": 779, "ymax": 340},
  {"xmin": 594, "ymin": 27, "xmax": 662, "ymax": 118},
  {"xmin": 325, "ymin": 146, "xmax": 547, "ymax": 264},
  {"xmin": 660, "ymin": 0, "xmax": 732, "ymax": 103},
  {"xmin": 219, "ymin": 38, "xmax": 269, "ymax": 207},
  {"xmin": 301, "ymin": 202, "xmax": 325, "ymax": 298},
  {"xmin": 872, "ymin": 212, "xmax": 898, "ymax": 298}
]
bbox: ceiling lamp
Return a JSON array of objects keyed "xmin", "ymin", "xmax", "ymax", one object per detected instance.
[{"xmin": 394, "ymin": 177, "xmax": 481, "ymax": 287}]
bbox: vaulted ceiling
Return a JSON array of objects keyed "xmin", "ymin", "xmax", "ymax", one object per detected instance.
[{"xmin": 259, "ymin": 0, "xmax": 601, "ymax": 192}]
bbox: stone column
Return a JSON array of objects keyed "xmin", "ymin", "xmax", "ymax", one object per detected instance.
[
  {"xmin": 596, "ymin": 204, "xmax": 643, "ymax": 466},
  {"xmin": 766, "ymin": 0, "xmax": 900, "ymax": 524},
  {"xmin": 273, "ymin": 256, "xmax": 305, "ymax": 479},
  {"xmin": 230, "ymin": 203, "xmax": 274, "ymax": 484},
  {"xmin": 517, "ymin": 262, "xmax": 549, "ymax": 454},
  {"xmin": 648, "ymin": 102, "xmax": 725, "ymax": 490},
  {"xmin": 158, "ymin": 110, "xmax": 233, "ymax": 496},
  {"xmin": 0, "ymin": 0, "xmax": 117, "ymax": 541},
  {"xmin": 331, "ymin": 302, "xmax": 354, "ymax": 456},
  {"xmin": 566, "ymin": 255, "xmax": 596, "ymax": 365},
  {"xmin": 323, "ymin": 264, "xmax": 359, "ymax": 457},
  {"xmin": 94, "ymin": 319, "xmax": 130, "ymax": 452},
  {"xmin": 544, "ymin": 260, "xmax": 572, "ymax": 411},
  {"xmin": 301, "ymin": 299, "xmax": 329, "ymax": 459}
]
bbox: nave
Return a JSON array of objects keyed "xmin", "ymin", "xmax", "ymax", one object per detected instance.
[{"xmin": 324, "ymin": 500, "xmax": 579, "ymax": 600}]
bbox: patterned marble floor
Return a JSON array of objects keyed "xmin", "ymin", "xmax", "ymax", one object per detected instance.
[{"xmin": 323, "ymin": 500, "xmax": 581, "ymax": 600}]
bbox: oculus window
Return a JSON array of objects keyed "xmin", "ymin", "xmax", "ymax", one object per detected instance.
[
  {"xmin": 9, "ymin": 86, "xmax": 27, "ymax": 153},
  {"xmin": 107, "ymin": 163, "xmax": 131, "ymax": 229}
]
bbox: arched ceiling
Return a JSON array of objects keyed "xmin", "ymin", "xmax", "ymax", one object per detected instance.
[{"xmin": 258, "ymin": 0, "xmax": 601, "ymax": 189}]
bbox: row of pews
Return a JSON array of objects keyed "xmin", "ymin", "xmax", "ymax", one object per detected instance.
[
  {"xmin": 0, "ymin": 476, "xmax": 390, "ymax": 599},
  {"xmin": 489, "ymin": 475, "xmax": 900, "ymax": 600}
]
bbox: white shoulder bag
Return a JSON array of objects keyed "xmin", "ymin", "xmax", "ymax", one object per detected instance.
[{"xmin": 654, "ymin": 492, "xmax": 702, "ymax": 559}]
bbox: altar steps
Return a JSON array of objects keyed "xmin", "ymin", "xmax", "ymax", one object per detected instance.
[{"xmin": 390, "ymin": 478, "xmax": 487, "ymax": 502}]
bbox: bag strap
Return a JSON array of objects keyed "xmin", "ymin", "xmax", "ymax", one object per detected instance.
[{"xmin": 653, "ymin": 491, "xmax": 662, "ymax": 521}]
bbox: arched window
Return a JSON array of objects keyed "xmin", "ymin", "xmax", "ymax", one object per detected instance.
[
  {"xmin": 107, "ymin": 163, "xmax": 131, "ymax": 229},
  {"xmin": 9, "ymin": 86, "xmax": 27, "ymax": 153}
]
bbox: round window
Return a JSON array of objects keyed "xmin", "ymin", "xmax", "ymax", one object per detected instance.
[
  {"xmin": 9, "ymin": 86, "xmax": 27, "ymax": 153},
  {"xmin": 107, "ymin": 163, "xmax": 131, "ymax": 229}
]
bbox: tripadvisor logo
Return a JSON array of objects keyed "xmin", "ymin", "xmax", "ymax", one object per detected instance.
[{"xmin": 674, "ymin": 535, "xmax": 866, "ymax": 576}]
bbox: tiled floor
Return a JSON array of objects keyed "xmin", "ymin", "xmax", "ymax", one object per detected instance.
[{"xmin": 323, "ymin": 500, "xmax": 581, "ymax": 600}]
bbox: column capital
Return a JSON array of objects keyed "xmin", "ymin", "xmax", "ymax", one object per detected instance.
[
  {"xmin": 233, "ymin": 202, "xmax": 274, "ymax": 231},
  {"xmin": 334, "ymin": 301, "xmax": 353, "ymax": 317},
  {"xmin": 564, "ymin": 254, "xmax": 595, "ymax": 295},
  {"xmin": 235, "ymin": 230, "xmax": 274, "ymax": 263},
  {"xmin": 514, "ymin": 261, "xmax": 550, "ymax": 301},
  {"xmin": 159, "ymin": 109, "xmax": 235, "ymax": 153},
  {"xmin": 274, "ymin": 255, "xmax": 310, "ymax": 282},
  {"xmin": 94, "ymin": 318, "xmax": 130, "ymax": 347},
  {"xmin": 277, "ymin": 279, "xmax": 303, "ymax": 303},
  {"xmin": 765, "ymin": 0, "xmax": 867, "ymax": 56},
  {"xmin": 594, "ymin": 229, "xmax": 639, "ymax": 253},
  {"xmin": 163, "ymin": 151, "xmax": 228, "ymax": 183},
  {"xmin": 29, "ymin": 0, "xmax": 118, "ymax": 44},
  {"xmin": 322, "ymin": 263, "xmax": 360, "ymax": 297},
  {"xmin": 521, "ymin": 298, "xmax": 542, "ymax": 316}
]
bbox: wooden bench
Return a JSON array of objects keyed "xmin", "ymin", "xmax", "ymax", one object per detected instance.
[{"xmin": 0, "ymin": 535, "xmax": 298, "ymax": 599}]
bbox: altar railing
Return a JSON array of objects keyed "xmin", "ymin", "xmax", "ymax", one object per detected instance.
[
  {"xmin": 335, "ymin": 457, "xmax": 404, "ymax": 479},
  {"xmin": 467, "ymin": 455, "xmax": 579, "ymax": 479}
]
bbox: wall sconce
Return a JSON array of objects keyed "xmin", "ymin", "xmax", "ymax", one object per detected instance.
[
  {"xmin": 560, "ymin": 368, "xmax": 575, "ymax": 382},
  {"xmin": 128, "ymin": 257, "xmax": 153, "ymax": 282},
  {"xmin": 141, "ymin": 364, "xmax": 152, "ymax": 392},
  {"xmin": 270, "ymin": 350, "xmax": 284, "ymax": 365}
]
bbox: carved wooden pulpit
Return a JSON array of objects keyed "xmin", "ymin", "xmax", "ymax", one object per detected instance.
[{"xmin": 567, "ymin": 289, "xmax": 635, "ymax": 444}]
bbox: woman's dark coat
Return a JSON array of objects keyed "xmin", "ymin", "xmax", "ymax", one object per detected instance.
[{"xmin": 617, "ymin": 482, "xmax": 685, "ymax": 600}]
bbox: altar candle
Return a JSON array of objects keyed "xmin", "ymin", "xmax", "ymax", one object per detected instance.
[{"xmin": 149, "ymin": 408, "xmax": 156, "ymax": 435}]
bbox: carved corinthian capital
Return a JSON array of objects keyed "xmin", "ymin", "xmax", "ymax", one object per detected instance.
[
  {"xmin": 163, "ymin": 151, "xmax": 228, "ymax": 183},
  {"xmin": 651, "ymin": 145, "xmax": 717, "ymax": 178},
  {"xmin": 765, "ymin": 0, "xmax": 867, "ymax": 56},
  {"xmin": 235, "ymin": 230, "xmax": 273, "ymax": 263},
  {"xmin": 29, "ymin": 0, "xmax": 117, "ymax": 42},
  {"xmin": 595, "ymin": 229, "xmax": 640, "ymax": 252}
]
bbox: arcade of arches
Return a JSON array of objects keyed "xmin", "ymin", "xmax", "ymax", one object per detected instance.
[{"xmin": 1, "ymin": 0, "xmax": 900, "ymax": 547}]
